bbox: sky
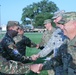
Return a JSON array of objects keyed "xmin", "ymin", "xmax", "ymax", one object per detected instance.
[{"xmin": 0, "ymin": 0, "xmax": 76, "ymax": 25}]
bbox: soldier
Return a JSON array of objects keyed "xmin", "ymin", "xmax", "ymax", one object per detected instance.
[
  {"xmin": 39, "ymin": 19, "xmax": 55, "ymax": 47},
  {"xmin": 14, "ymin": 25, "xmax": 38, "ymax": 56},
  {"xmin": 37, "ymin": 10, "xmax": 66, "ymax": 57},
  {"xmin": 63, "ymin": 20, "xmax": 76, "ymax": 75},
  {"xmin": 13, "ymin": 25, "xmax": 39, "ymax": 75},
  {"xmin": 0, "ymin": 21, "xmax": 39, "ymax": 74},
  {"xmin": 37, "ymin": 19, "xmax": 56, "ymax": 75}
]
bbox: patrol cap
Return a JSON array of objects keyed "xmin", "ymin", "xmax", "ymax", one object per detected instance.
[
  {"xmin": 18, "ymin": 25, "xmax": 24, "ymax": 30},
  {"xmin": 59, "ymin": 12, "xmax": 76, "ymax": 24},
  {"xmin": 52, "ymin": 10, "xmax": 65, "ymax": 19},
  {"xmin": 43, "ymin": 19, "xmax": 52, "ymax": 24},
  {"xmin": 7, "ymin": 21, "xmax": 20, "ymax": 27}
]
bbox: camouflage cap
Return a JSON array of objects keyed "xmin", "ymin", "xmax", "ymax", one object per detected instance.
[
  {"xmin": 43, "ymin": 19, "xmax": 52, "ymax": 24},
  {"xmin": 18, "ymin": 25, "xmax": 24, "ymax": 30},
  {"xmin": 7, "ymin": 21, "xmax": 20, "ymax": 27},
  {"xmin": 52, "ymin": 10, "xmax": 65, "ymax": 19},
  {"xmin": 59, "ymin": 12, "xmax": 76, "ymax": 24}
]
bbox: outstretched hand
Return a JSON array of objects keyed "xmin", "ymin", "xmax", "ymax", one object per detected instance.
[
  {"xmin": 31, "ymin": 54, "xmax": 40, "ymax": 61},
  {"xmin": 30, "ymin": 64, "xmax": 43, "ymax": 74}
]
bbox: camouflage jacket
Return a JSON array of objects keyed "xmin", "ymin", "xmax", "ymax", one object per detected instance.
[
  {"xmin": 0, "ymin": 33, "xmax": 33, "ymax": 63},
  {"xmin": 39, "ymin": 27, "xmax": 56, "ymax": 46},
  {"xmin": 0, "ymin": 42, "xmax": 32, "ymax": 74},
  {"xmin": 68, "ymin": 36, "xmax": 76, "ymax": 69},
  {"xmin": 38, "ymin": 27, "xmax": 68, "ymax": 57},
  {"xmin": 13, "ymin": 34, "xmax": 37, "ymax": 55}
]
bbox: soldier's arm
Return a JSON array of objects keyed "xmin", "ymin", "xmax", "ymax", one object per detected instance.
[
  {"xmin": 38, "ymin": 28, "xmax": 65, "ymax": 58},
  {"xmin": 23, "ymin": 36, "xmax": 37, "ymax": 48},
  {"xmin": 3, "ymin": 41, "xmax": 34, "ymax": 63},
  {"xmin": 41, "ymin": 56, "xmax": 62, "ymax": 70},
  {"xmin": 24, "ymin": 35, "xmax": 44, "ymax": 49}
]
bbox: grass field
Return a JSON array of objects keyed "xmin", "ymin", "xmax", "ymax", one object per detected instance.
[
  {"xmin": 0, "ymin": 32, "xmax": 48, "ymax": 75},
  {"xmin": 25, "ymin": 33, "xmax": 48, "ymax": 75}
]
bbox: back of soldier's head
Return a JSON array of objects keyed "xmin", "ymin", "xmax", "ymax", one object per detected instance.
[{"xmin": 6, "ymin": 21, "xmax": 20, "ymax": 31}]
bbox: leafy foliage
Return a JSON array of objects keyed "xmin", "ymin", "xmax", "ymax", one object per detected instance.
[{"xmin": 21, "ymin": 0, "xmax": 59, "ymax": 27}]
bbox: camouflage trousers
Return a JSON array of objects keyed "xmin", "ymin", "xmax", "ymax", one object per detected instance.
[{"xmin": 0, "ymin": 56, "xmax": 31, "ymax": 74}]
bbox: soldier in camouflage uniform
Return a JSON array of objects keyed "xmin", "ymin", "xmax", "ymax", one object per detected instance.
[
  {"xmin": 37, "ymin": 10, "xmax": 67, "ymax": 75},
  {"xmin": 38, "ymin": 19, "xmax": 55, "ymax": 75},
  {"xmin": 13, "ymin": 25, "xmax": 38, "ymax": 75},
  {"xmin": 63, "ymin": 20, "xmax": 76, "ymax": 75},
  {"xmin": 14, "ymin": 25, "xmax": 38, "ymax": 56},
  {"xmin": 0, "ymin": 21, "xmax": 39, "ymax": 74},
  {"xmin": 39, "ymin": 19, "xmax": 55, "ymax": 47}
]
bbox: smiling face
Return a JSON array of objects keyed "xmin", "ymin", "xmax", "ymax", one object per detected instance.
[{"xmin": 62, "ymin": 21, "xmax": 76, "ymax": 39}]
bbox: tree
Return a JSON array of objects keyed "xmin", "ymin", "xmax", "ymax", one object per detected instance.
[
  {"xmin": 21, "ymin": 0, "xmax": 59, "ymax": 27},
  {"xmin": 34, "ymin": 12, "xmax": 53, "ymax": 27}
]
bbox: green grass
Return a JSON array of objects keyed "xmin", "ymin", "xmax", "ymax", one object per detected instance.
[
  {"xmin": 25, "ymin": 33, "xmax": 48, "ymax": 75},
  {"xmin": 0, "ymin": 32, "xmax": 48, "ymax": 75}
]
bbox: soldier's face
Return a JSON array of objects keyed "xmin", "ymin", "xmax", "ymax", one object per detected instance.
[
  {"xmin": 44, "ymin": 23, "xmax": 52, "ymax": 30},
  {"xmin": 18, "ymin": 29, "xmax": 24, "ymax": 35},
  {"xmin": 8, "ymin": 25, "xmax": 19, "ymax": 37},
  {"xmin": 63, "ymin": 21, "xmax": 76, "ymax": 37}
]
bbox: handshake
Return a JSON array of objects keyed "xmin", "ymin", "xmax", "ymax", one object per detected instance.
[
  {"xmin": 30, "ymin": 64, "xmax": 43, "ymax": 74},
  {"xmin": 31, "ymin": 54, "xmax": 40, "ymax": 61}
]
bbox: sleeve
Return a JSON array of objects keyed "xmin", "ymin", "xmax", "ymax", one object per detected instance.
[
  {"xmin": 42, "ymin": 56, "xmax": 62, "ymax": 70},
  {"xmin": 39, "ymin": 31, "xmax": 46, "ymax": 46},
  {"xmin": 24, "ymin": 36, "xmax": 37, "ymax": 47},
  {"xmin": 38, "ymin": 29, "xmax": 65, "ymax": 58},
  {"xmin": 3, "ymin": 40, "xmax": 33, "ymax": 63}
]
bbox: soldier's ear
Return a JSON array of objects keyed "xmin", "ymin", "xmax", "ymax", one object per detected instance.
[{"xmin": 73, "ymin": 21, "xmax": 76, "ymax": 27}]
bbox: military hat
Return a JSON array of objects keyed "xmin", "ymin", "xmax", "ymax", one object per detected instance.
[
  {"xmin": 43, "ymin": 19, "xmax": 52, "ymax": 24},
  {"xmin": 18, "ymin": 25, "xmax": 24, "ymax": 30},
  {"xmin": 52, "ymin": 10, "xmax": 65, "ymax": 19},
  {"xmin": 7, "ymin": 21, "xmax": 20, "ymax": 27},
  {"xmin": 59, "ymin": 12, "xmax": 76, "ymax": 24}
]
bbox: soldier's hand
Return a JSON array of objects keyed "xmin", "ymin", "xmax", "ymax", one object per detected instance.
[
  {"xmin": 31, "ymin": 54, "xmax": 40, "ymax": 61},
  {"xmin": 30, "ymin": 64, "xmax": 43, "ymax": 74},
  {"xmin": 36, "ymin": 44, "xmax": 40, "ymax": 49}
]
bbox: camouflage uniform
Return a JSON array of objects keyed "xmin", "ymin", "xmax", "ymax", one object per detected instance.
[
  {"xmin": 39, "ymin": 19, "xmax": 56, "ymax": 75},
  {"xmin": 39, "ymin": 27, "xmax": 55, "ymax": 75},
  {"xmin": 14, "ymin": 34, "xmax": 37, "ymax": 56},
  {"xmin": 0, "ymin": 32, "xmax": 34, "ymax": 74},
  {"xmin": 0, "ymin": 55, "xmax": 31, "ymax": 74},
  {"xmin": 67, "ymin": 36, "xmax": 76, "ymax": 75},
  {"xmin": 39, "ymin": 27, "xmax": 55, "ymax": 47},
  {"xmin": 38, "ymin": 27, "xmax": 72, "ymax": 75},
  {"xmin": 38, "ymin": 28, "xmax": 64, "ymax": 57},
  {"xmin": 42, "ymin": 35, "xmax": 76, "ymax": 75}
]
